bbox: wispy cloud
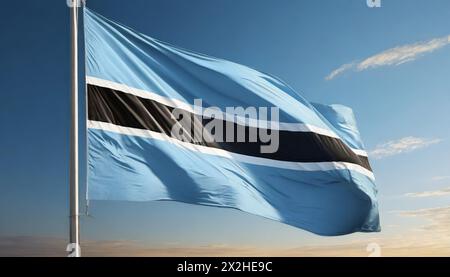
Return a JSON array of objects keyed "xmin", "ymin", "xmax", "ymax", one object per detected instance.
[
  {"xmin": 369, "ymin": 136, "xmax": 441, "ymax": 159},
  {"xmin": 325, "ymin": 62, "xmax": 356, "ymax": 81},
  {"xmin": 432, "ymin": 176, "xmax": 450, "ymax": 182},
  {"xmin": 397, "ymin": 206, "xmax": 450, "ymax": 236},
  {"xmin": 325, "ymin": 35, "xmax": 450, "ymax": 80},
  {"xmin": 405, "ymin": 187, "xmax": 450, "ymax": 198}
]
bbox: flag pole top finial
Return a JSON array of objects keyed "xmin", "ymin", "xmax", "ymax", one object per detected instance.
[{"xmin": 67, "ymin": 0, "xmax": 86, "ymax": 8}]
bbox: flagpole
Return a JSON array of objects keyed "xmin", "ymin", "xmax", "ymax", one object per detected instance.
[{"xmin": 68, "ymin": 0, "xmax": 80, "ymax": 257}]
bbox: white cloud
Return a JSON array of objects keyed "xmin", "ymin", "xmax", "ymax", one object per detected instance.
[
  {"xmin": 326, "ymin": 35, "xmax": 450, "ymax": 80},
  {"xmin": 369, "ymin": 136, "xmax": 441, "ymax": 159},
  {"xmin": 405, "ymin": 187, "xmax": 450, "ymax": 198}
]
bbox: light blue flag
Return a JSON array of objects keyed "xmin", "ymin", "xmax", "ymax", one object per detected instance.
[{"xmin": 84, "ymin": 8, "xmax": 379, "ymax": 236}]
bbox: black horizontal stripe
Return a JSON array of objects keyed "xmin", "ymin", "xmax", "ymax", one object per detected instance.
[{"xmin": 88, "ymin": 84, "xmax": 372, "ymax": 171}]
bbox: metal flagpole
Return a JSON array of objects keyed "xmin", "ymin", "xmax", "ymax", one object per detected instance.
[{"xmin": 67, "ymin": 0, "xmax": 80, "ymax": 257}]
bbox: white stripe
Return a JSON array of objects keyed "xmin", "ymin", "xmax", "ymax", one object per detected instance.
[
  {"xmin": 86, "ymin": 76, "xmax": 368, "ymax": 157},
  {"xmin": 87, "ymin": 120, "xmax": 374, "ymax": 180},
  {"xmin": 352, "ymin": 148, "xmax": 368, "ymax": 156}
]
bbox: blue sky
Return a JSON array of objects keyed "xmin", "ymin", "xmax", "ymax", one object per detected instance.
[{"xmin": 0, "ymin": 0, "xmax": 449, "ymax": 256}]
